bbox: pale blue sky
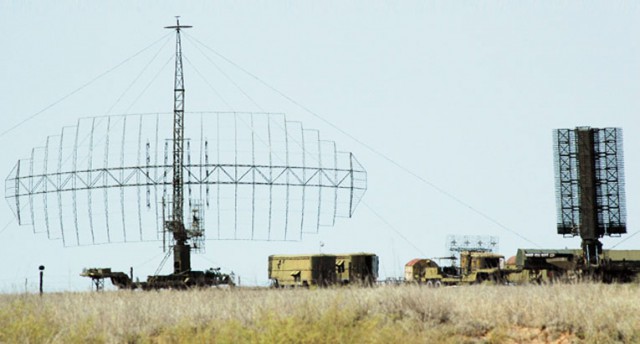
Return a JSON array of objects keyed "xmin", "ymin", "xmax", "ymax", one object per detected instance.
[{"xmin": 1, "ymin": 1, "xmax": 639, "ymax": 291}]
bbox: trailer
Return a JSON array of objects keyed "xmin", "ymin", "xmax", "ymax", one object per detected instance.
[
  {"xmin": 335, "ymin": 253, "xmax": 379, "ymax": 285},
  {"xmin": 513, "ymin": 248, "xmax": 640, "ymax": 283},
  {"xmin": 81, "ymin": 267, "xmax": 234, "ymax": 290},
  {"xmin": 268, "ymin": 254, "xmax": 337, "ymax": 287},
  {"xmin": 268, "ymin": 253, "xmax": 379, "ymax": 287}
]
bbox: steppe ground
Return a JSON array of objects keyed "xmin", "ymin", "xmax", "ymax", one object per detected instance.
[{"xmin": 0, "ymin": 283, "xmax": 638, "ymax": 343}]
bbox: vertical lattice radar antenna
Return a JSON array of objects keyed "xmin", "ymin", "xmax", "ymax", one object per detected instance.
[
  {"xmin": 553, "ymin": 127, "xmax": 626, "ymax": 265},
  {"xmin": 4, "ymin": 19, "xmax": 367, "ymax": 275}
]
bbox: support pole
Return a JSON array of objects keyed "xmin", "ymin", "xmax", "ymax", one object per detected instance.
[
  {"xmin": 576, "ymin": 128, "xmax": 602, "ymax": 266},
  {"xmin": 165, "ymin": 17, "xmax": 192, "ymax": 274},
  {"xmin": 38, "ymin": 265, "xmax": 45, "ymax": 295}
]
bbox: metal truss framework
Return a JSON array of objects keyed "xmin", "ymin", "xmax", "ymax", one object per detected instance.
[
  {"xmin": 5, "ymin": 112, "xmax": 367, "ymax": 246},
  {"xmin": 7, "ymin": 163, "xmax": 362, "ymax": 197},
  {"xmin": 553, "ymin": 127, "xmax": 626, "ymax": 237}
]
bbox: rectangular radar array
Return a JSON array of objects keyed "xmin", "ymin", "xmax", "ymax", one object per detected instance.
[{"xmin": 553, "ymin": 127, "xmax": 626, "ymax": 239}]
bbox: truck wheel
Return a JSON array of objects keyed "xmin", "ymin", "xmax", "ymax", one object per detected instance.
[
  {"xmin": 434, "ymin": 281, "xmax": 442, "ymax": 288},
  {"xmin": 426, "ymin": 280, "xmax": 434, "ymax": 288}
]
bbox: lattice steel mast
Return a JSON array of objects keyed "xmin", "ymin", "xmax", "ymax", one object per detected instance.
[{"xmin": 165, "ymin": 17, "xmax": 192, "ymax": 274}]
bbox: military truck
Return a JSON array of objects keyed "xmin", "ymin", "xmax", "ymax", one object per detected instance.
[{"xmin": 404, "ymin": 251, "xmax": 507, "ymax": 286}]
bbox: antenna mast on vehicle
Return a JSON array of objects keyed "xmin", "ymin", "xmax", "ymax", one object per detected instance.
[{"xmin": 164, "ymin": 17, "xmax": 194, "ymax": 274}]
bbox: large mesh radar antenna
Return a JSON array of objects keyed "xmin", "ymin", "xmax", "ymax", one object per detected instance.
[
  {"xmin": 553, "ymin": 127, "xmax": 626, "ymax": 265},
  {"xmin": 4, "ymin": 20, "xmax": 367, "ymax": 273}
]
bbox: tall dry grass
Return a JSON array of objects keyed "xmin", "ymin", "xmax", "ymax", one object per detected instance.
[{"xmin": 0, "ymin": 283, "xmax": 639, "ymax": 343}]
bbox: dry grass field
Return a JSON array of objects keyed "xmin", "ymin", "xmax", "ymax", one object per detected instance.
[{"xmin": 0, "ymin": 283, "xmax": 639, "ymax": 343}]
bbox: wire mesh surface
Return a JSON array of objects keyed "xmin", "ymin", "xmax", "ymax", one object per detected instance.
[
  {"xmin": 553, "ymin": 127, "xmax": 626, "ymax": 237},
  {"xmin": 5, "ymin": 112, "xmax": 367, "ymax": 246}
]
